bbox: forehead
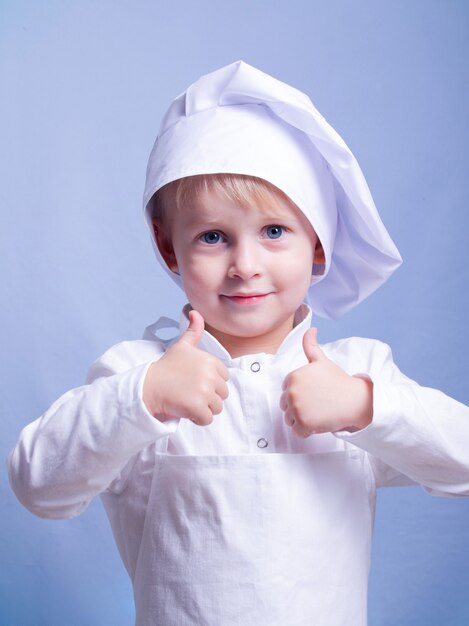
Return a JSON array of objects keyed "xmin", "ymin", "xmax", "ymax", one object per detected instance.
[{"xmin": 184, "ymin": 186, "xmax": 305, "ymax": 223}]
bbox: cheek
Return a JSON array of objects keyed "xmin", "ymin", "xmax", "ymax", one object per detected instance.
[
  {"xmin": 277, "ymin": 247, "xmax": 314, "ymax": 286},
  {"xmin": 178, "ymin": 255, "xmax": 222, "ymax": 293}
]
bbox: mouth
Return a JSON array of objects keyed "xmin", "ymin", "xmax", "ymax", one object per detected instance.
[{"xmin": 221, "ymin": 293, "xmax": 271, "ymax": 305}]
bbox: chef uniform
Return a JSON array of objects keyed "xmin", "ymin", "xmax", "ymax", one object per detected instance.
[{"xmin": 8, "ymin": 61, "xmax": 469, "ymax": 626}]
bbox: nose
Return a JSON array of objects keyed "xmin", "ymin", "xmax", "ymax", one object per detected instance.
[{"xmin": 227, "ymin": 239, "xmax": 261, "ymax": 280}]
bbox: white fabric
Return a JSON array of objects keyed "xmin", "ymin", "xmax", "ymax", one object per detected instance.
[
  {"xmin": 8, "ymin": 306, "xmax": 469, "ymax": 625},
  {"xmin": 143, "ymin": 60, "xmax": 402, "ymax": 319}
]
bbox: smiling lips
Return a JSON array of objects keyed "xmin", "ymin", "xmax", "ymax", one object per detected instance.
[{"xmin": 221, "ymin": 293, "xmax": 271, "ymax": 305}]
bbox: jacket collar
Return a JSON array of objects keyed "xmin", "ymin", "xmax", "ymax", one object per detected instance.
[{"xmin": 178, "ymin": 303, "xmax": 312, "ymax": 364}]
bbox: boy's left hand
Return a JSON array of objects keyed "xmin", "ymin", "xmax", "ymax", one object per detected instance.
[{"xmin": 280, "ymin": 328, "xmax": 373, "ymax": 437}]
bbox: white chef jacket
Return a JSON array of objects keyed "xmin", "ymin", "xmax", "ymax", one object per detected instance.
[{"xmin": 8, "ymin": 304, "xmax": 469, "ymax": 626}]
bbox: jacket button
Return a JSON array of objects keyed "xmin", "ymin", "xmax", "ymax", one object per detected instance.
[
  {"xmin": 257, "ymin": 438, "xmax": 268, "ymax": 449},
  {"xmin": 250, "ymin": 362, "xmax": 261, "ymax": 372}
]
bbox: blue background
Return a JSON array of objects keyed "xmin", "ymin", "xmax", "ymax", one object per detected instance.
[{"xmin": 1, "ymin": 1, "xmax": 469, "ymax": 624}]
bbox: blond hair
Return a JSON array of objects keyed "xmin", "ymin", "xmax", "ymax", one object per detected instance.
[{"xmin": 150, "ymin": 173, "xmax": 298, "ymax": 226}]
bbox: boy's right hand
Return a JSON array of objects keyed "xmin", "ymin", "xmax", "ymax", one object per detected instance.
[{"xmin": 143, "ymin": 310, "xmax": 230, "ymax": 425}]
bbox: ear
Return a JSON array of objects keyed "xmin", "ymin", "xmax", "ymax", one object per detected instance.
[
  {"xmin": 313, "ymin": 239, "xmax": 325, "ymax": 266},
  {"xmin": 152, "ymin": 219, "xmax": 179, "ymax": 273}
]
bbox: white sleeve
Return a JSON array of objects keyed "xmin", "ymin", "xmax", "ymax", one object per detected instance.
[
  {"xmin": 333, "ymin": 339, "xmax": 469, "ymax": 496},
  {"xmin": 7, "ymin": 340, "xmax": 179, "ymax": 520}
]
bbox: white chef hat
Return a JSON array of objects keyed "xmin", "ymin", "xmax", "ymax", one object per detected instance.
[{"xmin": 143, "ymin": 60, "xmax": 402, "ymax": 319}]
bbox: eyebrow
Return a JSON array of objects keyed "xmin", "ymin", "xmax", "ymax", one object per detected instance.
[
  {"xmin": 182, "ymin": 215, "xmax": 222, "ymax": 229},
  {"xmin": 186, "ymin": 205, "xmax": 297, "ymax": 221}
]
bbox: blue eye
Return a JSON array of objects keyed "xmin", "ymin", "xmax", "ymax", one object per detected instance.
[
  {"xmin": 265, "ymin": 225, "xmax": 284, "ymax": 239},
  {"xmin": 200, "ymin": 231, "xmax": 222, "ymax": 244}
]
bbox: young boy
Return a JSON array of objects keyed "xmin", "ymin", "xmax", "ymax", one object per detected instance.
[{"xmin": 8, "ymin": 61, "xmax": 469, "ymax": 626}]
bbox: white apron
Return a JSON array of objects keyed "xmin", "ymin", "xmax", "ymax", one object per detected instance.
[{"xmin": 132, "ymin": 449, "xmax": 374, "ymax": 626}]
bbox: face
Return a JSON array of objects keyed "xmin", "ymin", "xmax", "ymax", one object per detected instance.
[{"xmin": 156, "ymin": 187, "xmax": 324, "ymax": 357}]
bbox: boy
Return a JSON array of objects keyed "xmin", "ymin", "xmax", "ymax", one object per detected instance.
[{"xmin": 8, "ymin": 61, "xmax": 469, "ymax": 625}]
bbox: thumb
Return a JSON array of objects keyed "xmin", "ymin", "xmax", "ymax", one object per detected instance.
[
  {"xmin": 179, "ymin": 309, "xmax": 205, "ymax": 347},
  {"xmin": 302, "ymin": 327, "xmax": 323, "ymax": 363}
]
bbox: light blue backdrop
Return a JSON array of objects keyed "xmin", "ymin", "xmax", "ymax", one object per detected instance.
[{"xmin": 2, "ymin": 1, "xmax": 468, "ymax": 624}]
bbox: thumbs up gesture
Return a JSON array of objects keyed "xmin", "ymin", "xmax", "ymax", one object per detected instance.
[
  {"xmin": 143, "ymin": 310, "xmax": 229, "ymax": 425},
  {"xmin": 280, "ymin": 327, "xmax": 373, "ymax": 437}
]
